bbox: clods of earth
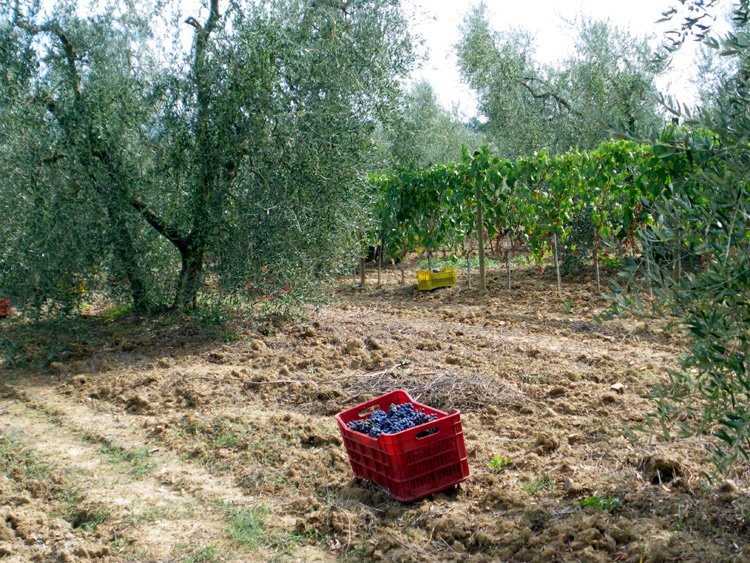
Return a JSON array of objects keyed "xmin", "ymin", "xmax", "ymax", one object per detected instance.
[{"xmin": 1, "ymin": 262, "xmax": 748, "ymax": 562}]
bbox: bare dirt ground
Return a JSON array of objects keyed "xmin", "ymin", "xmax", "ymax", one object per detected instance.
[{"xmin": 1, "ymin": 260, "xmax": 749, "ymax": 562}]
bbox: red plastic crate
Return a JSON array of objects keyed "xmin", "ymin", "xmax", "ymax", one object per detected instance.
[
  {"xmin": 335, "ymin": 390, "xmax": 470, "ymax": 502},
  {"xmin": 0, "ymin": 297, "xmax": 9, "ymax": 318}
]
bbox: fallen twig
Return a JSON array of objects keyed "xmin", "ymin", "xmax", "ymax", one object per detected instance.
[
  {"xmin": 388, "ymin": 532, "xmax": 430, "ymax": 557},
  {"xmin": 244, "ymin": 379, "xmax": 304, "ymax": 385},
  {"xmin": 328, "ymin": 362, "xmax": 407, "ymax": 381}
]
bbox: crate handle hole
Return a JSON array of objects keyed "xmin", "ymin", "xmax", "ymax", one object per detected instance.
[
  {"xmin": 358, "ymin": 405, "xmax": 381, "ymax": 418},
  {"xmin": 416, "ymin": 427, "xmax": 439, "ymax": 439}
]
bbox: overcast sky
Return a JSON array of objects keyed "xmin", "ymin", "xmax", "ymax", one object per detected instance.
[
  {"xmin": 405, "ymin": 0, "xmax": 732, "ymax": 118},
  {"xmin": 36, "ymin": 0, "xmax": 731, "ymax": 116}
]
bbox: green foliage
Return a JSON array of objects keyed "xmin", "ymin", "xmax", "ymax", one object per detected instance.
[
  {"xmin": 488, "ymin": 454, "xmax": 513, "ymax": 471},
  {"xmin": 610, "ymin": 0, "xmax": 750, "ymax": 471},
  {"xmin": 184, "ymin": 545, "xmax": 222, "ymax": 563},
  {"xmin": 518, "ymin": 475, "xmax": 555, "ymax": 496},
  {"xmin": 0, "ymin": 436, "xmax": 52, "ymax": 481},
  {"xmin": 71, "ymin": 506, "xmax": 111, "ymax": 532},
  {"xmin": 379, "ymin": 80, "xmax": 483, "ymax": 168},
  {"xmin": 102, "ymin": 305, "xmax": 134, "ymax": 323},
  {"xmin": 0, "ymin": 0, "xmax": 415, "ymax": 314},
  {"xmin": 191, "ymin": 298, "xmax": 230, "ymax": 329},
  {"xmin": 372, "ymin": 139, "xmax": 689, "ymax": 273},
  {"xmin": 456, "ymin": 3, "xmax": 662, "ymax": 157},
  {"xmin": 98, "ymin": 443, "xmax": 154, "ymax": 478},
  {"xmin": 227, "ymin": 506, "xmax": 267, "ymax": 549},
  {"xmin": 579, "ymin": 496, "xmax": 622, "ymax": 514}
]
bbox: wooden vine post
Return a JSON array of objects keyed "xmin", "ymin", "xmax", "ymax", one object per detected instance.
[
  {"xmin": 506, "ymin": 249, "xmax": 511, "ymax": 291},
  {"xmin": 553, "ymin": 232, "xmax": 562, "ymax": 296},
  {"xmin": 360, "ymin": 257, "xmax": 366, "ymax": 287},
  {"xmin": 377, "ymin": 240, "xmax": 382, "ymax": 287},
  {"xmin": 645, "ymin": 244, "xmax": 653, "ymax": 298},
  {"xmin": 476, "ymin": 183, "xmax": 487, "ymax": 294},
  {"xmin": 463, "ymin": 234, "xmax": 474, "ymax": 289},
  {"xmin": 470, "ymin": 149, "xmax": 487, "ymax": 295},
  {"xmin": 594, "ymin": 233, "xmax": 602, "ymax": 296},
  {"xmin": 674, "ymin": 227, "xmax": 682, "ymax": 282},
  {"xmin": 595, "ymin": 251, "xmax": 601, "ymax": 296}
]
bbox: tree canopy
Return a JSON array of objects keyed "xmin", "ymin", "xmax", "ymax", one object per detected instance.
[
  {"xmin": 0, "ymin": 0, "xmax": 415, "ymax": 313},
  {"xmin": 380, "ymin": 80, "xmax": 483, "ymax": 168},
  {"xmin": 629, "ymin": 0, "xmax": 750, "ymax": 470},
  {"xmin": 456, "ymin": 3, "xmax": 663, "ymax": 157}
]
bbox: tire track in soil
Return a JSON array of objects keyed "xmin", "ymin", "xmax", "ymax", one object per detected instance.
[
  {"xmin": 0, "ymin": 397, "xmax": 242, "ymax": 562},
  {"xmin": 15, "ymin": 384, "xmax": 252, "ymax": 506},
  {"xmin": 5, "ymin": 382, "xmax": 336, "ymax": 562}
]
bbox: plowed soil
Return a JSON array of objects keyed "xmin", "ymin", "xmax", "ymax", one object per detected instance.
[{"xmin": 1, "ymin": 261, "xmax": 749, "ymax": 562}]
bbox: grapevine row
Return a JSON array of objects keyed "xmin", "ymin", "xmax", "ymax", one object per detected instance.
[{"xmin": 370, "ymin": 130, "xmax": 704, "ymax": 294}]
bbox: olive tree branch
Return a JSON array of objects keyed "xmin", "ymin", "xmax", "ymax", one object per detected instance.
[{"xmin": 519, "ymin": 76, "xmax": 580, "ymax": 116}]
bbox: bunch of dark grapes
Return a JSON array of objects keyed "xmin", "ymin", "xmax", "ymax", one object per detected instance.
[{"xmin": 347, "ymin": 402, "xmax": 437, "ymax": 438}]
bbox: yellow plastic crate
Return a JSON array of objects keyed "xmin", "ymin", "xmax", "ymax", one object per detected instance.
[{"xmin": 417, "ymin": 268, "xmax": 456, "ymax": 291}]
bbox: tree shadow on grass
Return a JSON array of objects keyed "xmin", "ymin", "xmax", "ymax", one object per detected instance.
[{"xmin": 0, "ymin": 305, "xmax": 276, "ymax": 372}]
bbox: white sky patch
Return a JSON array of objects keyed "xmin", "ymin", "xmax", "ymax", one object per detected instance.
[
  {"xmin": 405, "ymin": 0, "xmax": 733, "ymax": 119},
  {"xmin": 33, "ymin": 0, "xmax": 732, "ymax": 118}
]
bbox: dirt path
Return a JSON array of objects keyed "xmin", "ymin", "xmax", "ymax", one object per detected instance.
[
  {"xmin": 2, "ymin": 398, "xmax": 223, "ymax": 560},
  {"xmin": 0, "ymin": 384, "xmax": 332, "ymax": 562},
  {"xmin": 14, "ymin": 385, "xmax": 255, "ymax": 506},
  {"xmin": 1, "ymin": 262, "xmax": 749, "ymax": 562}
]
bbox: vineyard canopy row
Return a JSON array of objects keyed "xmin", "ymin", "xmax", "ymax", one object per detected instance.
[{"xmin": 369, "ymin": 128, "xmax": 711, "ymax": 293}]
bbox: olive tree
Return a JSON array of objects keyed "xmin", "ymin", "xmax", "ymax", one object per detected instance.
[
  {"xmin": 554, "ymin": 17, "xmax": 664, "ymax": 146},
  {"xmin": 456, "ymin": 6, "xmax": 549, "ymax": 158},
  {"xmin": 619, "ymin": 0, "xmax": 750, "ymax": 470},
  {"xmin": 0, "ymin": 0, "xmax": 414, "ymax": 313},
  {"xmin": 456, "ymin": 2, "xmax": 663, "ymax": 157},
  {"xmin": 383, "ymin": 80, "xmax": 483, "ymax": 168}
]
